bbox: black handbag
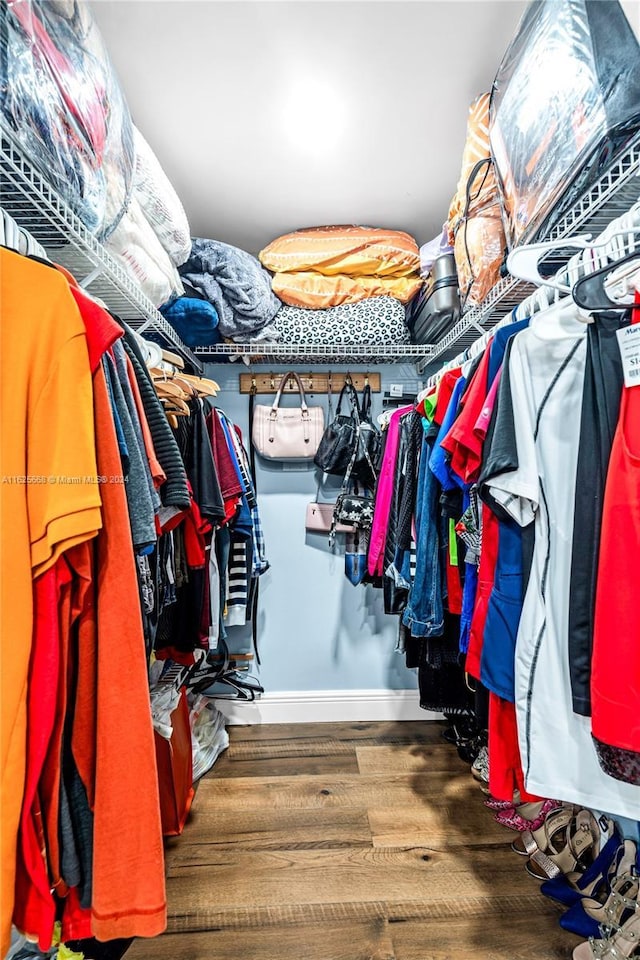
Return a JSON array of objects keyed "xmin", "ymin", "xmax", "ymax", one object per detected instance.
[
  {"xmin": 329, "ymin": 438, "xmax": 375, "ymax": 544},
  {"xmin": 313, "ymin": 382, "xmax": 360, "ymax": 476},
  {"xmin": 351, "ymin": 384, "xmax": 381, "ymax": 487},
  {"xmin": 333, "ymin": 489, "xmax": 374, "ymax": 530}
]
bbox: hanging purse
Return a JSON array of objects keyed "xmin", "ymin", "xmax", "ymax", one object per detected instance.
[
  {"xmin": 252, "ymin": 371, "xmax": 324, "ymax": 460},
  {"xmin": 351, "ymin": 384, "xmax": 381, "ymax": 487},
  {"xmin": 329, "ymin": 437, "xmax": 375, "ymax": 544},
  {"xmin": 313, "ymin": 381, "xmax": 360, "ymax": 476},
  {"xmin": 305, "ymin": 501, "xmax": 352, "ymax": 534}
]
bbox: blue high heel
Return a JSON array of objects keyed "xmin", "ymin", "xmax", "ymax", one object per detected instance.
[
  {"xmin": 559, "ymin": 847, "xmax": 639, "ymax": 939},
  {"xmin": 540, "ymin": 832, "xmax": 623, "ymax": 907}
]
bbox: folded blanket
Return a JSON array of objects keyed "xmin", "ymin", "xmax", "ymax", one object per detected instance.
[
  {"xmin": 160, "ymin": 296, "xmax": 221, "ymax": 347},
  {"xmin": 133, "ymin": 126, "xmax": 191, "ymax": 267},
  {"xmin": 179, "ymin": 238, "xmax": 281, "ymax": 339},
  {"xmin": 260, "ymin": 225, "xmax": 421, "ymax": 277},
  {"xmin": 271, "ymin": 271, "xmax": 422, "ymax": 308}
]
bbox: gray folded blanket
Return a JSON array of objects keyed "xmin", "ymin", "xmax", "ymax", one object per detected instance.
[{"xmin": 179, "ymin": 237, "xmax": 281, "ymax": 339}]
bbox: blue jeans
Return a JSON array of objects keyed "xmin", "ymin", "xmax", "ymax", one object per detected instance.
[{"xmin": 402, "ymin": 436, "xmax": 444, "ymax": 638}]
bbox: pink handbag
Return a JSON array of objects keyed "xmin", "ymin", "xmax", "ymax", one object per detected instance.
[
  {"xmin": 305, "ymin": 501, "xmax": 351, "ymax": 534},
  {"xmin": 252, "ymin": 372, "xmax": 324, "ymax": 460}
]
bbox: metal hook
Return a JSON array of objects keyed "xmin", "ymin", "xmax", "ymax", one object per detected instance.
[
  {"xmin": 308, "ymin": 371, "xmax": 313, "ymax": 391},
  {"xmin": 270, "ymin": 373, "xmax": 275, "ymax": 391}
]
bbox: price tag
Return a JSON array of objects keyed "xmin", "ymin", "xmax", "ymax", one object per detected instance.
[
  {"xmin": 616, "ymin": 325, "xmax": 640, "ymax": 388},
  {"xmin": 389, "ymin": 383, "xmax": 403, "ymax": 397}
]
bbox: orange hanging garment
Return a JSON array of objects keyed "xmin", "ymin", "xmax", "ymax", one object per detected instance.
[{"xmin": 0, "ymin": 249, "xmax": 101, "ymax": 956}]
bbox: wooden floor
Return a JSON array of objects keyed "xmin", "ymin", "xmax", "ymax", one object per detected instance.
[{"xmin": 127, "ymin": 721, "xmax": 577, "ymax": 960}]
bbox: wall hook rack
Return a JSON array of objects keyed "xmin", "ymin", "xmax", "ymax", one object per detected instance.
[{"xmin": 239, "ymin": 372, "xmax": 381, "ymax": 394}]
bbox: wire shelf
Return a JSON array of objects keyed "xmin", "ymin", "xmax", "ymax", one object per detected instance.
[
  {"xmin": 4, "ymin": 116, "xmax": 639, "ymax": 376},
  {"xmin": 420, "ymin": 131, "xmax": 640, "ymax": 374},
  {"xmin": 195, "ymin": 342, "xmax": 433, "ymax": 360},
  {"xmin": 0, "ymin": 123, "xmax": 203, "ymax": 372}
]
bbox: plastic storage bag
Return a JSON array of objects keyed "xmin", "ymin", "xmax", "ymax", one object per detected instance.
[
  {"xmin": 189, "ymin": 695, "xmax": 229, "ymax": 782},
  {"xmin": 447, "ymin": 93, "xmax": 506, "ymax": 308},
  {"xmin": 490, "ymin": 0, "xmax": 640, "ymax": 248},
  {"xmin": 0, "ymin": 0, "xmax": 134, "ymax": 238}
]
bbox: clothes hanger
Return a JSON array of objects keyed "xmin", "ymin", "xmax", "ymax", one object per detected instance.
[
  {"xmin": 572, "ymin": 250, "xmax": 640, "ymax": 313},
  {"xmin": 160, "ymin": 395, "xmax": 191, "ymax": 417},
  {"xmin": 180, "ymin": 373, "xmax": 220, "ymax": 395},
  {"xmin": 161, "ymin": 348, "xmax": 185, "ymax": 370},
  {"xmin": 506, "ymin": 235, "xmax": 594, "ymax": 293}
]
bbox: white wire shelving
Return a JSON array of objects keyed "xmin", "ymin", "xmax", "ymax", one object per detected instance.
[
  {"xmin": 0, "ymin": 123, "xmax": 203, "ymax": 373},
  {"xmin": 3, "ymin": 116, "xmax": 639, "ymax": 378},
  {"xmin": 420, "ymin": 129, "xmax": 640, "ymax": 375},
  {"xmin": 197, "ymin": 130, "xmax": 640, "ymax": 374}
]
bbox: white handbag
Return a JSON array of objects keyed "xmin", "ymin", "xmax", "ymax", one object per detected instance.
[{"xmin": 252, "ymin": 372, "xmax": 324, "ymax": 460}]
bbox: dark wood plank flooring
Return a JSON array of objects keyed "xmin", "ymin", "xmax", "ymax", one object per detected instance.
[{"xmin": 127, "ymin": 720, "xmax": 576, "ymax": 960}]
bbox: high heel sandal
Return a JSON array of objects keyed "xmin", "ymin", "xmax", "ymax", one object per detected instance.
[
  {"xmin": 526, "ymin": 810, "xmax": 615, "ymax": 882},
  {"xmin": 485, "ymin": 795, "xmax": 520, "ymax": 812},
  {"xmin": 495, "ymin": 798, "xmax": 561, "ymax": 832},
  {"xmin": 573, "ymin": 910, "xmax": 640, "ymax": 959},
  {"xmin": 541, "ymin": 834, "xmax": 628, "ymax": 908},
  {"xmin": 511, "ymin": 803, "xmax": 577, "ymax": 857},
  {"xmin": 561, "ymin": 860, "xmax": 640, "ymax": 940}
]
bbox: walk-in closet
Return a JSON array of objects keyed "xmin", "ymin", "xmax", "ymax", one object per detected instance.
[{"xmin": 3, "ymin": 1, "xmax": 640, "ymax": 958}]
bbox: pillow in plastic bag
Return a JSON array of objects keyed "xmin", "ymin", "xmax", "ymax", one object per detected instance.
[
  {"xmin": 105, "ymin": 196, "xmax": 184, "ymax": 307},
  {"xmin": 260, "ymin": 225, "xmax": 420, "ymax": 278},
  {"xmin": 133, "ymin": 126, "xmax": 191, "ymax": 268},
  {"xmin": 270, "ymin": 271, "xmax": 422, "ymax": 308}
]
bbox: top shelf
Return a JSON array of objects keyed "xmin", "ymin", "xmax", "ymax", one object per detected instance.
[
  {"xmin": 420, "ymin": 130, "xmax": 640, "ymax": 374},
  {"xmin": 0, "ymin": 123, "xmax": 203, "ymax": 373},
  {"xmin": 3, "ymin": 120, "xmax": 639, "ymax": 377},
  {"xmin": 199, "ymin": 130, "xmax": 640, "ymax": 373}
]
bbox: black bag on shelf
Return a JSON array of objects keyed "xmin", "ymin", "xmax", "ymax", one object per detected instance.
[{"xmin": 406, "ymin": 253, "xmax": 461, "ymax": 345}]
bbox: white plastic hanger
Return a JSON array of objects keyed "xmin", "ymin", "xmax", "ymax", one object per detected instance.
[{"xmin": 506, "ymin": 235, "xmax": 593, "ymax": 293}]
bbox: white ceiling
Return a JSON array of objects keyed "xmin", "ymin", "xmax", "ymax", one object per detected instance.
[{"xmin": 92, "ymin": 0, "xmax": 530, "ymax": 254}]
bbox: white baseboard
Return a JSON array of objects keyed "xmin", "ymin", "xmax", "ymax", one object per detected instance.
[{"xmin": 213, "ymin": 688, "xmax": 441, "ymax": 725}]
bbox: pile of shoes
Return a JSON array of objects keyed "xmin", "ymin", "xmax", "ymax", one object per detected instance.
[{"xmin": 484, "ymin": 788, "xmax": 640, "ymax": 959}]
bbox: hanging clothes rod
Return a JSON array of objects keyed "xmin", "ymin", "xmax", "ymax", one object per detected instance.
[
  {"xmin": 0, "ymin": 207, "xmax": 47, "ymax": 260},
  {"xmin": 425, "ymin": 199, "xmax": 640, "ymax": 388}
]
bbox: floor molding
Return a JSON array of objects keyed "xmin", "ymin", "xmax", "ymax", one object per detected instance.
[{"xmin": 214, "ymin": 689, "xmax": 441, "ymax": 725}]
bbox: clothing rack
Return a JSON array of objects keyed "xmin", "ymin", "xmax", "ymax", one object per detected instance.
[
  {"xmin": 425, "ymin": 196, "xmax": 640, "ymax": 388},
  {"xmin": 0, "ymin": 123, "xmax": 203, "ymax": 374}
]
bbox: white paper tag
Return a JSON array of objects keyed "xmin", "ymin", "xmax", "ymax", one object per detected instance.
[
  {"xmin": 616, "ymin": 325, "xmax": 640, "ymax": 388},
  {"xmin": 389, "ymin": 383, "xmax": 403, "ymax": 397}
]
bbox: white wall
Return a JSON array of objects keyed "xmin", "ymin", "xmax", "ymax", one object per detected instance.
[
  {"xmin": 91, "ymin": 0, "xmax": 528, "ymax": 253},
  {"xmin": 207, "ymin": 363, "xmax": 421, "ymax": 699}
]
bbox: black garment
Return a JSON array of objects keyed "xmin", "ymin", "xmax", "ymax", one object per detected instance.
[
  {"xmin": 383, "ymin": 412, "xmax": 413, "ymax": 615},
  {"xmin": 396, "ymin": 411, "xmax": 424, "ymax": 552},
  {"xmin": 568, "ymin": 311, "xmax": 627, "ymax": 716},
  {"xmin": 418, "ymin": 613, "xmax": 473, "ymax": 715},
  {"xmin": 121, "ymin": 333, "xmax": 190, "ymax": 511},
  {"xmin": 175, "ymin": 399, "xmax": 225, "ymax": 525}
]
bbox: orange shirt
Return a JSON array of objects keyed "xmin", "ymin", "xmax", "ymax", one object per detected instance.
[{"xmin": 0, "ymin": 249, "xmax": 101, "ymax": 955}]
